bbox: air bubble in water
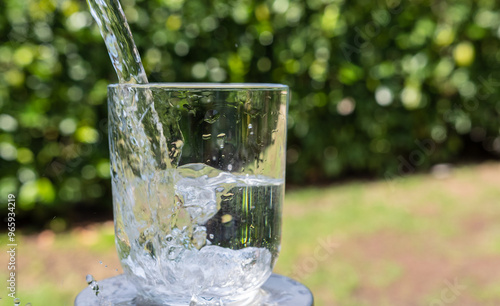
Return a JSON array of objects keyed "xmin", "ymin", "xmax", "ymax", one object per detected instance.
[
  {"xmin": 221, "ymin": 193, "xmax": 234, "ymax": 201},
  {"xmin": 221, "ymin": 214, "xmax": 233, "ymax": 223},
  {"xmin": 204, "ymin": 110, "xmax": 220, "ymax": 124},
  {"xmin": 216, "ymin": 133, "xmax": 226, "ymax": 149},
  {"xmin": 192, "ymin": 226, "xmax": 207, "ymax": 250}
]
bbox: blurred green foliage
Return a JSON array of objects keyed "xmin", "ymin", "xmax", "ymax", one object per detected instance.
[{"xmin": 1, "ymin": 0, "xmax": 500, "ymax": 226}]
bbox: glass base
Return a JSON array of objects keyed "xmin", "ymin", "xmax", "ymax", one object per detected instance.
[{"xmin": 75, "ymin": 273, "xmax": 313, "ymax": 305}]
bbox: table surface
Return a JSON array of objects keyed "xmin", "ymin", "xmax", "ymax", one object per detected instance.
[{"xmin": 75, "ymin": 273, "xmax": 314, "ymax": 305}]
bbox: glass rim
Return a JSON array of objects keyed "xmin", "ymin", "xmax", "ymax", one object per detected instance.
[{"xmin": 108, "ymin": 83, "xmax": 288, "ymax": 91}]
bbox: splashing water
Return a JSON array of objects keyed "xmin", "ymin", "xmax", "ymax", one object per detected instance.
[
  {"xmin": 114, "ymin": 163, "xmax": 281, "ymax": 304},
  {"xmin": 86, "ymin": 274, "xmax": 101, "ymax": 296},
  {"xmin": 86, "ymin": 0, "xmax": 147, "ymax": 84}
]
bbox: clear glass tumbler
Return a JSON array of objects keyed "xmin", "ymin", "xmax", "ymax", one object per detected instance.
[{"xmin": 108, "ymin": 83, "xmax": 289, "ymax": 305}]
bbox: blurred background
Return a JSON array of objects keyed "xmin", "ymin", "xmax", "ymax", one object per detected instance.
[{"xmin": 1, "ymin": 0, "xmax": 500, "ymax": 304}]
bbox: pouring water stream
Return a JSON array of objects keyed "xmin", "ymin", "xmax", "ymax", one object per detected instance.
[{"xmin": 86, "ymin": 0, "xmax": 148, "ymax": 84}]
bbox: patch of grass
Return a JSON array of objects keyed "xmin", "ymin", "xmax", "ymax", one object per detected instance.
[
  {"xmin": 474, "ymin": 281, "xmax": 500, "ymax": 301},
  {"xmin": 366, "ymin": 261, "xmax": 403, "ymax": 288},
  {"xmin": 51, "ymin": 223, "xmax": 116, "ymax": 253},
  {"xmin": 1, "ymin": 274, "xmax": 76, "ymax": 306}
]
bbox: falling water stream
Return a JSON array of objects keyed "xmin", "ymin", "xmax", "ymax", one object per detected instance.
[{"xmin": 86, "ymin": 0, "xmax": 148, "ymax": 84}]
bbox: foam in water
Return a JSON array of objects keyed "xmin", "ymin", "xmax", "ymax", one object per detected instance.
[{"xmin": 115, "ymin": 164, "xmax": 283, "ymax": 304}]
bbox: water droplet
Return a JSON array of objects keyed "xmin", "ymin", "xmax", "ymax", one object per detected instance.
[
  {"xmin": 221, "ymin": 193, "xmax": 234, "ymax": 201},
  {"xmin": 217, "ymin": 133, "xmax": 226, "ymax": 138},
  {"xmin": 99, "ymin": 261, "xmax": 103, "ymax": 264},
  {"xmin": 86, "ymin": 274, "xmax": 94, "ymax": 284},
  {"xmin": 166, "ymin": 235, "xmax": 173, "ymax": 242},
  {"xmin": 89, "ymin": 279, "xmax": 100, "ymax": 296},
  {"xmin": 14, "ymin": 298, "xmax": 20, "ymax": 305},
  {"xmin": 25, "ymin": 303, "xmax": 32, "ymax": 306},
  {"xmin": 248, "ymin": 124, "xmax": 253, "ymax": 129},
  {"xmin": 105, "ymin": 265, "xmax": 108, "ymax": 268},
  {"xmin": 221, "ymin": 214, "xmax": 233, "ymax": 223},
  {"xmin": 209, "ymin": 234, "xmax": 214, "ymax": 239},
  {"xmin": 203, "ymin": 110, "xmax": 220, "ymax": 124},
  {"xmin": 202, "ymin": 134, "xmax": 211, "ymax": 140},
  {"xmin": 173, "ymin": 139, "xmax": 184, "ymax": 148},
  {"xmin": 207, "ymin": 97, "xmax": 215, "ymax": 103},
  {"xmin": 192, "ymin": 226, "xmax": 207, "ymax": 250}
]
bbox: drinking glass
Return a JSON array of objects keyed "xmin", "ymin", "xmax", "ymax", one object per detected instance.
[{"xmin": 108, "ymin": 83, "xmax": 289, "ymax": 305}]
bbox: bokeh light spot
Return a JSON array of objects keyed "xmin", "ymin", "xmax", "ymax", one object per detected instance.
[
  {"xmin": 0, "ymin": 114, "xmax": 18, "ymax": 132},
  {"xmin": 453, "ymin": 41, "xmax": 475, "ymax": 66},
  {"xmin": 337, "ymin": 97, "xmax": 356, "ymax": 116},
  {"xmin": 375, "ymin": 86, "xmax": 393, "ymax": 106}
]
